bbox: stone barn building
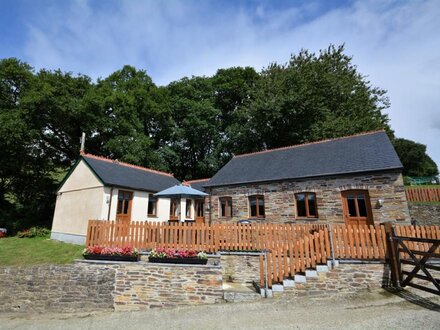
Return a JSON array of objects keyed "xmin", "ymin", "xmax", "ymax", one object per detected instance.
[{"xmin": 203, "ymin": 131, "xmax": 410, "ymax": 225}]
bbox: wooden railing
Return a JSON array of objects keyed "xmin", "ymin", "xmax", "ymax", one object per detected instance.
[
  {"xmin": 86, "ymin": 220, "xmax": 327, "ymax": 252},
  {"xmin": 85, "ymin": 220, "xmax": 439, "ymax": 288},
  {"xmin": 394, "ymin": 225, "xmax": 440, "ymax": 258},
  {"xmin": 405, "ymin": 187, "xmax": 440, "ymax": 202},
  {"xmin": 331, "ymin": 224, "xmax": 387, "ymax": 260}
]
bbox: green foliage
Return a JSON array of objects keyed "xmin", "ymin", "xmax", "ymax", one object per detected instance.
[
  {"xmin": 17, "ymin": 226, "xmax": 51, "ymax": 238},
  {"xmin": 0, "ymin": 46, "xmax": 437, "ymax": 231},
  {"xmin": 393, "ymin": 138, "xmax": 438, "ymax": 177}
]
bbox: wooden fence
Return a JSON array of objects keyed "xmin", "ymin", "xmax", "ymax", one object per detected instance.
[
  {"xmin": 85, "ymin": 220, "xmax": 439, "ymax": 287},
  {"xmin": 405, "ymin": 187, "xmax": 440, "ymax": 202},
  {"xmin": 86, "ymin": 220, "xmax": 327, "ymax": 253}
]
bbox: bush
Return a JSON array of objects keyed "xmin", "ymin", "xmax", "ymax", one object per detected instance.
[{"xmin": 17, "ymin": 227, "xmax": 51, "ymax": 238}]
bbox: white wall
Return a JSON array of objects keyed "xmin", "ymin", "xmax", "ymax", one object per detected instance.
[
  {"xmin": 51, "ymin": 187, "xmax": 106, "ymax": 237},
  {"xmin": 106, "ymin": 188, "xmax": 172, "ymax": 223},
  {"xmin": 59, "ymin": 160, "xmax": 103, "ymax": 192}
]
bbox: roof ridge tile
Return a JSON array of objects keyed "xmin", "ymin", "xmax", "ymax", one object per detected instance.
[
  {"xmin": 233, "ymin": 130, "xmax": 386, "ymax": 158},
  {"xmin": 81, "ymin": 153, "xmax": 174, "ymax": 177}
]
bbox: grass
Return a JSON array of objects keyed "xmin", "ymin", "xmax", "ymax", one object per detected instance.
[{"xmin": 0, "ymin": 236, "xmax": 84, "ymax": 267}]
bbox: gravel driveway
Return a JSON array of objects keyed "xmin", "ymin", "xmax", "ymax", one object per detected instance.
[{"xmin": 1, "ymin": 289, "xmax": 439, "ymax": 330}]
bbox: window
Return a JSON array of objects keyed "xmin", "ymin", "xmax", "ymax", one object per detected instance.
[
  {"xmin": 195, "ymin": 200, "xmax": 204, "ymax": 218},
  {"xmin": 249, "ymin": 195, "xmax": 265, "ymax": 218},
  {"xmin": 186, "ymin": 199, "xmax": 192, "ymax": 218},
  {"xmin": 147, "ymin": 194, "xmax": 157, "ymax": 216},
  {"xmin": 295, "ymin": 192, "xmax": 318, "ymax": 218},
  {"xmin": 219, "ymin": 197, "xmax": 232, "ymax": 218},
  {"xmin": 170, "ymin": 198, "xmax": 179, "ymax": 220},
  {"xmin": 117, "ymin": 191, "xmax": 132, "ymax": 215}
]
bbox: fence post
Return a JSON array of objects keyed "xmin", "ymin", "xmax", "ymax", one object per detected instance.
[
  {"xmin": 384, "ymin": 222, "xmax": 401, "ymax": 288},
  {"xmin": 327, "ymin": 223, "xmax": 336, "ymax": 269}
]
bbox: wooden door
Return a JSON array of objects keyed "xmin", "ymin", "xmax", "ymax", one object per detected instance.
[
  {"xmin": 116, "ymin": 190, "xmax": 133, "ymax": 223},
  {"xmin": 341, "ymin": 190, "xmax": 373, "ymax": 226},
  {"xmin": 195, "ymin": 199, "xmax": 205, "ymax": 224}
]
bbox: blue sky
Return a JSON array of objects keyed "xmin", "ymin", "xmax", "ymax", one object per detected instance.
[{"xmin": 1, "ymin": 0, "xmax": 439, "ymax": 168}]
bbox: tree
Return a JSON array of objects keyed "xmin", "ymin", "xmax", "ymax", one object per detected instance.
[
  {"xmin": 0, "ymin": 58, "xmax": 58, "ymax": 232},
  {"xmin": 165, "ymin": 76, "xmax": 222, "ymax": 180},
  {"xmin": 90, "ymin": 65, "xmax": 169, "ymax": 170},
  {"xmin": 392, "ymin": 138, "xmax": 438, "ymax": 177},
  {"xmin": 234, "ymin": 45, "xmax": 391, "ymax": 153}
]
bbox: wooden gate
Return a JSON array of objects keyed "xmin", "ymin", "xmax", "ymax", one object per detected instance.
[{"xmin": 387, "ymin": 224, "xmax": 440, "ymax": 295}]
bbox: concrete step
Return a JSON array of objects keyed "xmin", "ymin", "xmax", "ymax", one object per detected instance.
[{"xmin": 222, "ymin": 282, "xmax": 262, "ymax": 302}]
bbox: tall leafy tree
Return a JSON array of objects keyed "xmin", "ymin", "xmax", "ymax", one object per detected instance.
[
  {"xmin": 235, "ymin": 45, "xmax": 391, "ymax": 153},
  {"xmin": 165, "ymin": 76, "xmax": 222, "ymax": 180},
  {"xmin": 393, "ymin": 138, "xmax": 438, "ymax": 177}
]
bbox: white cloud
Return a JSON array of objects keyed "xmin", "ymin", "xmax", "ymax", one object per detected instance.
[{"xmin": 23, "ymin": 0, "xmax": 440, "ymax": 167}]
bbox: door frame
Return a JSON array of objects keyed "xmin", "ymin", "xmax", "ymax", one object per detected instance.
[
  {"xmin": 195, "ymin": 199, "xmax": 205, "ymax": 224},
  {"xmin": 341, "ymin": 189, "xmax": 374, "ymax": 226},
  {"xmin": 116, "ymin": 190, "xmax": 133, "ymax": 223}
]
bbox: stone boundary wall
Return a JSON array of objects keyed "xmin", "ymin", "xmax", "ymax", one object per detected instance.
[
  {"xmin": 285, "ymin": 263, "xmax": 389, "ymax": 297},
  {"xmin": 221, "ymin": 254, "xmax": 260, "ymax": 284},
  {"xmin": 0, "ymin": 262, "xmax": 223, "ymax": 313},
  {"xmin": 114, "ymin": 263, "xmax": 223, "ymax": 310},
  {"xmin": 0, "ymin": 264, "xmax": 115, "ymax": 313},
  {"xmin": 408, "ymin": 204, "xmax": 440, "ymax": 226}
]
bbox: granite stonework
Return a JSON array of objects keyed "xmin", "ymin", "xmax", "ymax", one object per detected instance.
[
  {"xmin": 284, "ymin": 262, "xmax": 390, "ymax": 297},
  {"xmin": 0, "ymin": 264, "xmax": 115, "ymax": 313},
  {"xmin": 113, "ymin": 263, "xmax": 223, "ymax": 310},
  {"xmin": 221, "ymin": 254, "xmax": 260, "ymax": 284},
  {"xmin": 206, "ymin": 171, "xmax": 410, "ymax": 225},
  {"xmin": 408, "ymin": 204, "xmax": 440, "ymax": 226}
]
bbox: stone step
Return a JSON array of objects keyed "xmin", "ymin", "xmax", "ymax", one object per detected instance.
[{"xmin": 223, "ymin": 291, "xmax": 262, "ymax": 303}]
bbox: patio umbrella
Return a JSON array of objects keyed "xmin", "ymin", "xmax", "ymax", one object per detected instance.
[{"xmin": 154, "ymin": 184, "xmax": 208, "ymax": 221}]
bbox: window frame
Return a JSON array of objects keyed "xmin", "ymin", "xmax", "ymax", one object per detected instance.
[
  {"xmin": 219, "ymin": 197, "xmax": 232, "ymax": 218},
  {"xmin": 248, "ymin": 195, "xmax": 265, "ymax": 218},
  {"xmin": 169, "ymin": 198, "xmax": 179, "ymax": 221},
  {"xmin": 147, "ymin": 193, "xmax": 158, "ymax": 217},
  {"xmin": 185, "ymin": 199, "xmax": 192, "ymax": 218},
  {"xmin": 295, "ymin": 192, "xmax": 318, "ymax": 219}
]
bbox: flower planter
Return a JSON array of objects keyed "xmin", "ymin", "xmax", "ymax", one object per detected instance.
[
  {"xmin": 83, "ymin": 254, "xmax": 140, "ymax": 262},
  {"xmin": 149, "ymin": 257, "xmax": 208, "ymax": 265}
]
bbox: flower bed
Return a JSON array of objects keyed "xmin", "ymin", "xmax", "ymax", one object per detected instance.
[
  {"xmin": 83, "ymin": 246, "xmax": 140, "ymax": 262},
  {"xmin": 148, "ymin": 248, "xmax": 208, "ymax": 265}
]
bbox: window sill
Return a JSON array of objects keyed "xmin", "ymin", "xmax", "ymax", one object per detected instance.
[{"xmin": 147, "ymin": 215, "xmax": 158, "ymax": 218}]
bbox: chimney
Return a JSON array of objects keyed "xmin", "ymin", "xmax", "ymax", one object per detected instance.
[{"xmin": 80, "ymin": 132, "xmax": 86, "ymax": 154}]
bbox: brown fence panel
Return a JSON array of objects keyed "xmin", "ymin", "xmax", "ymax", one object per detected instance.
[
  {"xmin": 331, "ymin": 224, "xmax": 386, "ymax": 260},
  {"xmin": 405, "ymin": 187, "xmax": 440, "ymax": 202}
]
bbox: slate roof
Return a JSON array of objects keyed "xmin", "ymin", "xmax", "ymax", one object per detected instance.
[
  {"xmin": 184, "ymin": 178, "xmax": 210, "ymax": 192},
  {"xmin": 81, "ymin": 154, "xmax": 180, "ymax": 192},
  {"xmin": 205, "ymin": 131, "xmax": 402, "ymax": 187}
]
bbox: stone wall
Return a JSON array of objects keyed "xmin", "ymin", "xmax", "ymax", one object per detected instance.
[
  {"xmin": 0, "ymin": 262, "xmax": 223, "ymax": 313},
  {"xmin": 408, "ymin": 204, "xmax": 440, "ymax": 226},
  {"xmin": 114, "ymin": 263, "xmax": 223, "ymax": 310},
  {"xmin": 206, "ymin": 171, "xmax": 410, "ymax": 224},
  {"xmin": 0, "ymin": 264, "xmax": 115, "ymax": 313},
  {"xmin": 285, "ymin": 263, "xmax": 389, "ymax": 297},
  {"xmin": 221, "ymin": 254, "xmax": 260, "ymax": 283}
]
